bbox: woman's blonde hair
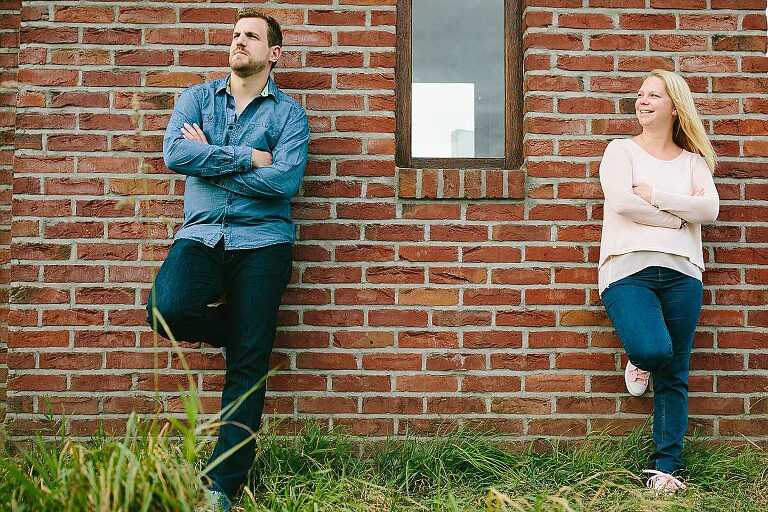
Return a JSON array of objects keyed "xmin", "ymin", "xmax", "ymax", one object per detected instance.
[{"xmin": 649, "ymin": 69, "xmax": 716, "ymax": 173}]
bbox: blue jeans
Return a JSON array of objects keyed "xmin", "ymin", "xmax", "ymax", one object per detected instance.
[
  {"xmin": 146, "ymin": 238, "xmax": 292, "ymax": 498},
  {"xmin": 601, "ymin": 266, "xmax": 703, "ymax": 474}
]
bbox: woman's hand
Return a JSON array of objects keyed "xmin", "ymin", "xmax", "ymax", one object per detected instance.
[
  {"xmin": 632, "ymin": 182, "xmax": 653, "ymax": 203},
  {"xmin": 181, "ymin": 122, "xmax": 209, "ymax": 144}
]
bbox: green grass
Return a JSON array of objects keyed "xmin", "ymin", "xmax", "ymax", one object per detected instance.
[
  {"xmin": 3, "ymin": 314, "xmax": 765, "ymax": 511},
  {"xmin": 1, "ymin": 417, "xmax": 767, "ymax": 512},
  {"xmin": 241, "ymin": 425, "xmax": 768, "ymax": 512}
]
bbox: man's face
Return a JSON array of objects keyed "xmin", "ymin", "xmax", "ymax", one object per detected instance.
[{"xmin": 229, "ymin": 18, "xmax": 280, "ymax": 76}]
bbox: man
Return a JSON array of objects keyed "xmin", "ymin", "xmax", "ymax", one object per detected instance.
[{"xmin": 146, "ymin": 9, "xmax": 309, "ymax": 511}]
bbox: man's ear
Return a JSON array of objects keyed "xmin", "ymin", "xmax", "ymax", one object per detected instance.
[{"xmin": 270, "ymin": 46, "xmax": 282, "ymax": 66}]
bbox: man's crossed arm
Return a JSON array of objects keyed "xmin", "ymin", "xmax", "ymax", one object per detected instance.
[{"xmin": 163, "ymin": 87, "xmax": 310, "ymax": 199}]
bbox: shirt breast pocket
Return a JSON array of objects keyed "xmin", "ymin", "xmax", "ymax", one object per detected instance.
[
  {"xmin": 202, "ymin": 112, "xmax": 224, "ymax": 145},
  {"xmin": 244, "ymin": 120, "xmax": 278, "ymax": 151}
]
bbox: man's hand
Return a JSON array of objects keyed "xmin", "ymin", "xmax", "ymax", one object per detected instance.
[
  {"xmin": 181, "ymin": 123, "xmax": 208, "ymax": 144},
  {"xmin": 251, "ymin": 149, "xmax": 273, "ymax": 168},
  {"xmin": 632, "ymin": 182, "xmax": 652, "ymax": 203}
]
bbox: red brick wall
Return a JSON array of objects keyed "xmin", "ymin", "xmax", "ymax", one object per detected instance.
[
  {"xmin": 5, "ymin": 0, "xmax": 768, "ymax": 441},
  {"xmin": 0, "ymin": 0, "xmax": 20, "ymax": 444}
]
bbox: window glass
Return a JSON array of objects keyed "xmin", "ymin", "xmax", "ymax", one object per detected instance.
[{"xmin": 411, "ymin": 0, "xmax": 505, "ymax": 159}]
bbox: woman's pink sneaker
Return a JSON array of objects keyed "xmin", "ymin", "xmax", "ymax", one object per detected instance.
[
  {"xmin": 624, "ymin": 361, "xmax": 650, "ymax": 396},
  {"xmin": 643, "ymin": 469, "xmax": 686, "ymax": 495}
]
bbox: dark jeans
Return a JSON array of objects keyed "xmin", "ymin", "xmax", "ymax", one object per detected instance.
[
  {"xmin": 601, "ymin": 266, "xmax": 703, "ymax": 474},
  {"xmin": 146, "ymin": 238, "xmax": 292, "ymax": 498}
]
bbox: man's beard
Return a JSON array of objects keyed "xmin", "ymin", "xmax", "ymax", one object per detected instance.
[{"xmin": 229, "ymin": 53, "xmax": 267, "ymax": 76}]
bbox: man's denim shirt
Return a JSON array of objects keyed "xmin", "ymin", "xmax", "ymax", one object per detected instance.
[{"xmin": 163, "ymin": 76, "xmax": 309, "ymax": 250}]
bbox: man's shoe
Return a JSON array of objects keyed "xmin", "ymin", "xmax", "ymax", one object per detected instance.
[
  {"xmin": 199, "ymin": 489, "xmax": 232, "ymax": 512},
  {"xmin": 643, "ymin": 469, "xmax": 686, "ymax": 495},
  {"xmin": 624, "ymin": 360, "xmax": 650, "ymax": 396}
]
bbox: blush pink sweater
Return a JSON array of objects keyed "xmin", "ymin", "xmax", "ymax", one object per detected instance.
[{"xmin": 598, "ymin": 138, "xmax": 720, "ymax": 280}]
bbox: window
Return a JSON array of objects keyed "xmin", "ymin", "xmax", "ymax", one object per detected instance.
[{"xmin": 396, "ymin": 0, "xmax": 523, "ymax": 169}]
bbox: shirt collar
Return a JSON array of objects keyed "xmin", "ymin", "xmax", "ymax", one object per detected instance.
[{"xmin": 216, "ymin": 76, "xmax": 276, "ymax": 101}]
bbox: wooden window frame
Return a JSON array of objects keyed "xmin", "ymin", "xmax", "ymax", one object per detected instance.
[{"xmin": 396, "ymin": 0, "xmax": 523, "ymax": 170}]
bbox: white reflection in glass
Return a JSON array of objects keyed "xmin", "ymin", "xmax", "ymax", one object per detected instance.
[{"xmin": 412, "ymin": 83, "xmax": 475, "ymax": 158}]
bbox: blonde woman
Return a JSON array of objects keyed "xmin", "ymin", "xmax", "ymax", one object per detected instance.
[{"xmin": 598, "ymin": 70, "xmax": 719, "ymax": 493}]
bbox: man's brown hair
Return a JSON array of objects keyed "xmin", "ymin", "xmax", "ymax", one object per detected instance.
[{"xmin": 236, "ymin": 9, "xmax": 283, "ymax": 47}]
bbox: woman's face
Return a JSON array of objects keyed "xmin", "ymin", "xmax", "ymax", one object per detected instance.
[{"xmin": 635, "ymin": 76, "xmax": 676, "ymax": 129}]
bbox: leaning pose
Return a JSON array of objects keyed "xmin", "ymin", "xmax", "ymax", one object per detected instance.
[
  {"xmin": 146, "ymin": 10, "xmax": 309, "ymax": 512},
  {"xmin": 598, "ymin": 69, "xmax": 719, "ymax": 493}
]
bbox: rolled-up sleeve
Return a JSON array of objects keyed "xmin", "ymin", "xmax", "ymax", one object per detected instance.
[
  {"xmin": 163, "ymin": 87, "xmax": 254, "ymax": 177},
  {"xmin": 212, "ymin": 104, "xmax": 309, "ymax": 199}
]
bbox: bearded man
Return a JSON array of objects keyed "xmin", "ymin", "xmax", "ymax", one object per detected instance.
[{"xmin": 146, "ymin": 9, "xmax": 309, "ymax": 511}]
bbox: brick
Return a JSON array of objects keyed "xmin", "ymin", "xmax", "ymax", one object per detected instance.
[
  {"xmin": 713, "ymin": 36, "xmax": 766, "ymax": 52},
  {"xmin": 309, "ymin": 10, "xmax": 365, "ymax": 25},
  {"xmin": 679, "ymin": 14, "xmax": 737, "ymax": 30},
  {"xmin": 429, "ymin": 267, "xmax": 486, "ymax": 284},
  {"xmin": 20, "ymin": 27, "xmax": 78, "ymax": 44},
  {"xmin": 618, "ymin": 56, "xmax": 674, "ymax": 72},
  {"xmin": 368, "ymin": 309, "xmax": 428, "ymax": 327},
  {"xmin": 525, "ymin": 33, "xmax": 583, "ymax": 50},
  {"xmin": 306, "ymin": 94, "xmax": 363, "ymax": 111},
  {"xmin": 362, "ymin": 353, "xmax": 421, "ymax": 370},
  {"xmin": 427, "ymin": 397, "xmax": 485, "ymax": 414},
  {"xmin": 42, "ymin": 309, "xmax": 103, "ymax": 326},
  {"xmin": 397, "ymin": 332, "xmax": 459, "ymax": 348},
  {"xmin": 18, "ymin": 68, "xmax": 77, "ymax": 86},
  {"xmin": 10, "ymin": 375, "xmax": 67, "ymax": 392},
  {"xmin": 430, "ymin": 225, "xmax": 487, "ymax": 242},
  {"xmin": 426, "ymin": 353, "xmax": 483, "ymax": 371},
  {"xmin": 463, "ymin": 289, "xmax": 521, "ymax": 306},
  {"xmin": 116, "ymin": 50, "xmax": 174, "ymax": 67},
  {"xmin": 528, "ymin": 419, "xmax": 587, "ymax": 437},
  {"xmin": 83, "ymin": 71, "xmax": 141, "ymax": 87},
  {"xmin": 71, "ymin": 375, "xmax": 132, "ymax": 392},
  {"xmin": 527, "ymin": 75, "xmax": 582, "ymax": 92},
  {"xmin": 651, "ymin": 0, "xmax": 705, "ymax": 7},
  {"xmin": 396, "ymin": 376, "xmax": 458, "ymax": 392},
  {"xmin": 463, "ymin": 331, "xmax": 522, "ymax": 349},
  {"xmin": 619, "ymin": 14, "xmax": 675, "ymax": 30},
  {"xmin": 526, "ymin": 374, "xmax": 585, "ymax": 392},
  {"xmin": 559, "ymin": 13, "xmax": 613, "ymax": 29},
  {"xmin": 333, "ymin": 330, "xmax": 393, "ymax": 348},
  {"xmin": 297, "ymin": 352, "xmax": 357, "ymax": 370},
  {"xmin": 338, "ymin": 30, "xmax": 396, "ymax": 47},
  {"xmin": 303, "ymin": 309, "xmax": 363, "ymax": 327},
  {"xmin": 363, "ymin": 397, "xmax": 421, "ymax": 414},
  {"xmin": 50, "ymin": 49, "xmax": 109, "ymax": 66},
  {"xmin": 282, "ymin": 29, "xmax": 332, "ymax": 47},
  {"xmin": 337, "ymin": 73, "xmax": 394, "ymax": 90},
  {"xmin": 743, "ymin": 14, "xmax": 767, "ymax": 30},
  {"xmin": 590, "ymin": 34, "xmax": 644, "ymax": 51},
  {"xmin": 525, "ymin": 11, "xmax": 553, "ymax": 28},
  {"xmin": 118, "ymin": 7, "xmax": 176, "ymax": 24},
  {"xmin": 557, "ymin": 397, "xmax": 615, "ymax": 414},
  {"xmin": 83, "ymin": 28, "xmax": 141, "ymax": 46},
  {"xmin": 399, "ymin": 288, "xmax": 458, "ymax": 306},
  {"xmin": 145, "ymin": 28, "xmax": 204, "ymax": 45}
]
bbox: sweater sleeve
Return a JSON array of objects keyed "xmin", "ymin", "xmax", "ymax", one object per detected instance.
[
  {"xmin": 599, "ymin": 141, "xmax": 683, "ymax": 229},
  {"xmin": 651, "ymin": 155, "xmax": 720, "ymax": 224}
]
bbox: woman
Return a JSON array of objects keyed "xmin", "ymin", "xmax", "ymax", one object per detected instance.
[{"xmin": 598, "ymin": 69, "xmax": 719, "ymax": 493}]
